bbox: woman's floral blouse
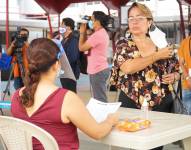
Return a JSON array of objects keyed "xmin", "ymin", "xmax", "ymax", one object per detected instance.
[{"xmin": 110, "ymin": 38, "xmax": 179, "ymax": 109}]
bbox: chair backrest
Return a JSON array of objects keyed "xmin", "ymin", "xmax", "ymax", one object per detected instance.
[{"xmin": 0, "ymin": 116, "xmax": 59, "ymax": 150}]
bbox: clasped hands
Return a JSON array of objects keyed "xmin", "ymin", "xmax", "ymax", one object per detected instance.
[{"xmin": 162, "ymin": 72, "xmax": 179, "ymax": 84}]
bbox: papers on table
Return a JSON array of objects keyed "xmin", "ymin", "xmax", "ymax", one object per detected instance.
[{"xmin": 86, "ymin": 98, "xmax": 121, "ymax": 123}]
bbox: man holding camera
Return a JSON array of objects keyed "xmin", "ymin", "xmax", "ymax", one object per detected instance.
[{"xmin": 6, "ymin": 28, "xmax": 29, "ymax": 90}]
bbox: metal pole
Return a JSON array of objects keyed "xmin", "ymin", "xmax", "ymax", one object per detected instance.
[
  {"xmin": 6, "ymin": 0, "xmax": 9, "ymax": 49},
  {"xmin": 107, "ymin": 7, "xmax": 110, "ymax": 16},
  {"xmin": 47, "ymin": 14, "xmax": 53, "ymax": 38},
  {"xmin": 177, "ymin": 0, "xmax": 186, "ymax": 39},
  {"xmin": 188, "ymin": 6, "xmax": 191, "ymax": 23},
  {"xmin": 58, "ymin": 14, "xmax": 60, "ymax": 29},
  {"xmin": 118, "ymin": 7, "xmax": 121, "ymax": 27}
]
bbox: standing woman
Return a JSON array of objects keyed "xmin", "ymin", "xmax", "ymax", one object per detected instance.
[
  {"xmin": 79, "ymin": 11, "xmax": 110, "ymax": 102},
  {"xmin": 110, "ymin": 3, "xmax": 179, "ymax": 150}
]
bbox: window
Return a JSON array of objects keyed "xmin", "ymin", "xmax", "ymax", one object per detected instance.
[
  {"xmin": 0, "ymin": 31, "xmax": 14, "ymax": 45},
  {"xmin": 137, "ymin": 0, "xmax": 144, "ymax": 1},
  {"xmin": 94, "ymin": 1, "xmax": 100, "ymax": 4},
  {"xmin": 87, "ymin": 2, "xmax": 93, "ymax": 5}
]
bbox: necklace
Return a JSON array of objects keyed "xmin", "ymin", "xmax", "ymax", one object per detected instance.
[{"xmin": 132, "ymin": 36, "xmax": 149, "ymax": 41}]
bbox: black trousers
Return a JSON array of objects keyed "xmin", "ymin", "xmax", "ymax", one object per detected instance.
[
  {"xmin": 60, "ymin": 78, "xmax": 77, "ymax": 93},
  {"xmin": 118, "ymin": 91, "xmax": 174, "ymax": 150}
]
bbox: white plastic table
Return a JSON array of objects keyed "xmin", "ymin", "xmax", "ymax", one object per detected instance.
[{"xmin": 79, "ymin": 107, "xmax": 191, "ymax": 150}]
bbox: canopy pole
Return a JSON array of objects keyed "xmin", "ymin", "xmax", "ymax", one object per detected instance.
[
  {"xmin": 6, "ymin": 0, "xmax": 9, "ymax": 49},
  {"xmin": 58, "ymin": 14, "xmax": 60, "ymax": 29},
  {"xmin": 47, "ymin": 14, "xmax": 53, "ymax": 38},
  {"xmin": 177, "ymin": 0, "xmax": 186, "ymax": 39}
]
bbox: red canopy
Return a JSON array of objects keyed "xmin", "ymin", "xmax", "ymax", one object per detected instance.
[
  {"xmin": 184, "ymin": 0, "xmax": 191, "ymax": 5},
  {"xmin": 5, "ymin": 0, "xmax": 191, "ymax": 48},
  {"xmin": 35, "ymin": 0, "xmax": 130, "ymax": 14}
]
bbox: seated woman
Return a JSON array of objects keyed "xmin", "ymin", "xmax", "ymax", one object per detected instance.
[{"xmin": 11, "ymin": 38, "xmax": 118, "ymax": 150}]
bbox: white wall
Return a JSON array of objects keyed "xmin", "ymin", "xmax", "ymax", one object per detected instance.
[{"xmin": 0, "ymin": 0, "xmax": 20, "ymax": 20}]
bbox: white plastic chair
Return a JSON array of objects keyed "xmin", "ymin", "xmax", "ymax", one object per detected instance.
[{"xmin": 0, "ymin": 116, "xmax": 59, "ymax": 150}]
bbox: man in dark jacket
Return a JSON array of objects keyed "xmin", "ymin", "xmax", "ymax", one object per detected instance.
[{"xmin": 60, "ymin": 18, "xmax": 80, "ymax": 93}]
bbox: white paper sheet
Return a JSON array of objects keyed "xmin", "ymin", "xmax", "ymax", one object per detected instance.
[
  {"xmin": 149, "ymin": 26, "xmax": 168, "ymax": 49},
  {"xmin": 86, "ymin": 98, "xmax": 121, "ymax": 123}
]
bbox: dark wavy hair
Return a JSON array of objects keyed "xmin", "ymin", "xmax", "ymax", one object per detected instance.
[
  {"xmin": 62, "ymin": 18, "xmax": 75, "ymax": 30},
  {"xmin": 21, "ymin": 38, "xmax": 60, "ymax": 107},
  {"xmin": 93, "ymin": 11, "xmax": 109, "ymax": 30}
]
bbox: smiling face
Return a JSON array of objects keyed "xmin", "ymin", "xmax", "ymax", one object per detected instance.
[{"xmin": 128, "ymin": 6, "xmax": 152, "ymax": 37}]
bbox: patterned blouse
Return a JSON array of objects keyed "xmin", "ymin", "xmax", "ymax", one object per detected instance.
[{"xmin": 110, "ymin": 38, "xmax": 179, "ymax": 109}]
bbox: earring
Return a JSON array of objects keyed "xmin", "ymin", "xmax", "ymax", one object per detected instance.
[{"xmin": 149, "ymin": 24, "xmax": 156, "ymax": 32}]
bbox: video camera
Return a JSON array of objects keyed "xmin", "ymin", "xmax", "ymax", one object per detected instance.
[
  {"xmin": 77, "ymin": 15, "xmax": 115, "ymax": 31},
  {"xmin": 13, "ymin": 27, "xmax": 28, "ymax": 49},
  {"xmin": 77, "ymin": 15, "xmax": 91, "ymax": 30}
]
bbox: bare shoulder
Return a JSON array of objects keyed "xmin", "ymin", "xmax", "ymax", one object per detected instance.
[
  {"xmin": 61, "ymin": 90, "xmax": 85, "ymax": 123},
  {"xmin": 64, "ymin": 90, "xmax": 83, "ymax": 104}
]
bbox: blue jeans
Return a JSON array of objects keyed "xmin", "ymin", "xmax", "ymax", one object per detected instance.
[
  {"xmin": 182, "ymin": 89, "xmax": 191, "ymax": 115},
  {"xmin": 14, "ymin": 77, "xmax": 24, "ymax": 90}
]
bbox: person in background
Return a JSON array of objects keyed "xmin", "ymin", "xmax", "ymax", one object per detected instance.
[
  {"xmin": 60, "ymin": 18, "xmax": 80, "ymax": 93},
  {"xmin": 79, "ymin": 11, "xmax": 110, "ymax": 102},
  {"xmin": 178, "ymin": 24, "xmax": 191, "ymax": 114},
  {"xmin": 0, "ymin": 44, "xmax": 2, "ymax": 58},
  {"xmin": 110, "ymin": 3, "xmax": 180, "ymax": 150},
  {"xmin": 6, "ymin": 27, "xmax": 29, "ymax": 90},
  {"xmin": 11, "ymin": 38, "xmax": 118, "ymax": 150}
]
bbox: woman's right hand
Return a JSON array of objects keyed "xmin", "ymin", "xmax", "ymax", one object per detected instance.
[
  {"xmin": 79, "ymin": 23, "xmax": 87, "ymax": 35},
  {"xmin": 105, "ymin": 113, "xmax": 119, "ymax": 126},
  {"xmin": 156, "ymin": 46, "xmax": 174, "ymax": 60}
]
